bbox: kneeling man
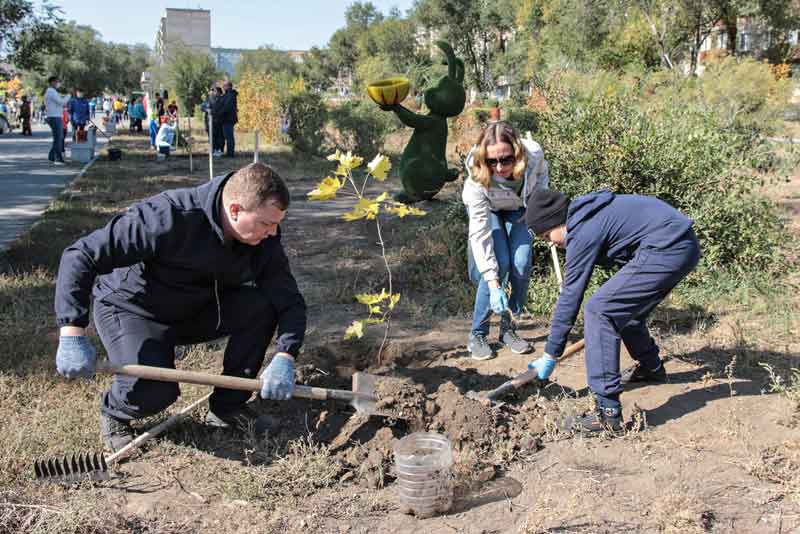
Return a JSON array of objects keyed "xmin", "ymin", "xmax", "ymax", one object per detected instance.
[
  {"xmin": 525, "ymin": 189, "xmax": 700, "ymax": 434},
  {"xmin": 54, "ymin": 163, "xmax": 306, "ymax": 450}
]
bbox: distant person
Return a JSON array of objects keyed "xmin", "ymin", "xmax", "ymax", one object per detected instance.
[
  {"xmin": 19, "ymin": 95, "xmax": 32, "ymax": 136},
  {"xmin": 102, "ymin": 97, "xmax": 111, "ymax": 118},
  {"xmin": 200, "ymin": 88, "xmax": 214, "ymax": 135},
  {"xmin": 155, "ymin": 92, "xmax": 165, "ymax": 118},
  {"xmin": 68, "ymin": 88, "xmax": 90, "ymax": 141},
  {"xmin": 44, "ymin": 76, "xmax": 71, "ymax": 165},
  {"xmin": 129, "ymin": 97, "xmax": 145, "ymax": 133},
  {"xmin": 113, "ymin": 98, "xmax": 124, "ymax": 124},
  {"xmin": 155, "ymin": 118, "xmax": 176, "ymax": 160},
  {"xmin": 210, "ymin": 86, "xmax": 224, "ymax": 156},
  {"xmin": 88, "ymin": 98, "xmax": 96, "ymax": 118},
  {"xmin": 218, "ymin": 81, "xmax": 238, "ymax": 158},
  {"xmin": 167, "ymin": 100, "xmax": 178, "ymax": 121},
  {"xmin": 38, "ymin": 102, "xmax": 46, "ymax": 124}
]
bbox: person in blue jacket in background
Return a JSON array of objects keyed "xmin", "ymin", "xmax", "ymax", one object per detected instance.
[
  {"xmin": 525, "ymin": 189, "xmax": 701, "ymax": 434},
  {"xmin": 53, "ymin": 163, "xmax": 307, "ymax": 452},
  {"xmin": 67, "ymin": 88, "xmax": 90, "ymax": 141}
]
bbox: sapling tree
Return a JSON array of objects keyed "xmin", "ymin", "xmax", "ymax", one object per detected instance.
[{"xmin": 308, "ymin": 150, "xmax": 425, "ymax": 360}]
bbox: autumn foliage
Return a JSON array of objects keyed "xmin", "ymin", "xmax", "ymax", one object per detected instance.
[{"xmin": 236, "ymin": 69, "xmax": 281, "ymax": 144}]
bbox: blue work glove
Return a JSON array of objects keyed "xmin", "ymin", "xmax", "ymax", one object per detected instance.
[
  {"xmin": 528, "ymin": 354, "xmax": 557, "ymax": 380},
  {"xmin": 55, "ymin": 336, "xmax": 98, "ymax": 379},
  {"xmin": 259, "ymin": 354, "xmax": 295, "ymax": 401},
  {"xmin": 489, "ymin": 286, "xmax": 509, "ymax": 314}
]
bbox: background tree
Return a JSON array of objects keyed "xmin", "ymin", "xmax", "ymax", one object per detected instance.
[
  {"xmin": 25, "ymin": 22, "xmax": 151, "ymax": 97},
  {"xmin": 414, "ymin": 0, "xmax": 516, "ymax": 92},
  {"xmin": 234, "ymin": 46, "xmax": 299, "ymax": 82},
  {"xmin": 167, "ymin": 45, "xmax": 220, "ymax": 115},
  {"xmin": 299, "ymin": 46, "xmax": 337, "ymax": 92},
  {"xmin": 0, "ymin": 0, "xmax": 63, "ymax": 73}
]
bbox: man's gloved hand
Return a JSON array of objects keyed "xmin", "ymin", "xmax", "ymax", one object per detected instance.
[
  {"xmin": 528, "ymin": 354, "xmax": 557, "ymax": 380},
  {"xmin": 489, "ymin": 286, "xmax": 509, "ymax": 315},
  {"xmin": 259, "ymin": 353, "xmax": 295, "ymax": 401},
  {"xmin": 55, "ymin": 336, "xmax": 98, "ymax": 379}
]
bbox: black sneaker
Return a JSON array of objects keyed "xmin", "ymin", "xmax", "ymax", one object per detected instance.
[
  {"xmin": 100, "ymin": 412, "xmax": 134, "ymax": 452},
  {"xmin": 205, "ymin": 404, "xmax": 277, "ymax": 435},
  {"xmin": 468, "ymin": 333, "xmax": 495, "ymax": 361},
  {"xmin": 621, "ymin": 362, "xmax": 667, "ymax": 386},
  {"xmin": 559, "ymin": 406, "xmax": 624, "ymax": 436},
  {"xmin": 499, "ymin": 316, "xmax": 532, "ymax": 354}
]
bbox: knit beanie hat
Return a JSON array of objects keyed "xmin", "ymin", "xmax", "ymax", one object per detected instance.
[{"xmin": 525, "ymin": 190, "xmax": 570, "ymax": 235}]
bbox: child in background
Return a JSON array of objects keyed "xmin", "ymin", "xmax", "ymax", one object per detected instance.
[
  {"xmin": 19, "ymin": 95, "xmax": 32, "ymax": 135},
  {"xmin": 155, "ymin": 118, "xmax": 176, "ymax": 160}
]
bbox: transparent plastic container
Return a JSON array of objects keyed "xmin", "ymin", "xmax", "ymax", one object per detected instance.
[{"xmin": 393, "ymin": 432, "xmax": 454, "ymax": 518}]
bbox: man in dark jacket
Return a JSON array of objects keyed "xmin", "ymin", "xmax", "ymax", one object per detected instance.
[
  {"xmin": 218, "ymin": 81, "xmax": 238, "ymax": 157},
  {"xmin": 54, "ymin": 163, "xmax": 307, "ymax": 451},
  {"xmin": 525, "ymin": 189, "xmax": 700, "ymax": 434}
]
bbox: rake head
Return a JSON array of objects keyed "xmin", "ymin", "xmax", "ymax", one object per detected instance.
[{"xmin": 33, "ymin": 453, "xmax": 110, "ymax": 483}]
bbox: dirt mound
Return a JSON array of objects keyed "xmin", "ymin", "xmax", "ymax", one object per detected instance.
[{"xmin": 329, "ymin": 370, "xmax": 557, "ymax": 488}]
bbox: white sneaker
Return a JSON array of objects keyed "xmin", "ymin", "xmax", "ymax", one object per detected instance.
[{"xmin": 53, "ymin": 161, "xmax": 65, "ymax": 166}]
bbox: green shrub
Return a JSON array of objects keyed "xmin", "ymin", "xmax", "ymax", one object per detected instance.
[
  {"xmin": 329, "ymin": 100, "xmax": 397, "ymax": 160},
  {"xmin": 536, "ymin": 90, "xmax": 785, "ymax": 274},
  {"xmin": 505, "ymin": 107, "xmax": 539, "ymax": 134},
  {"xmin": 281, "ymin": 90, "xmax": 327, "ymax": 155}
]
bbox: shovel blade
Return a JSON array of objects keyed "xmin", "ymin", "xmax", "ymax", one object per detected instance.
[{"xmin": 351, "ymin": 372, "xmax": 379, "ymax": 416}]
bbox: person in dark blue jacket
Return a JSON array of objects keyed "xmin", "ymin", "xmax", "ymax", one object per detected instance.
[
  {"xmin": 68, "ymin": 88, "xmax": 90, "ymax": 141},
  {"xmin": 525, "ymin": 189, "xmax": 700, "ymax": 434},
  {"xmin": 54, "ymin": 163, "xmax": 307, "ymax": 451}
]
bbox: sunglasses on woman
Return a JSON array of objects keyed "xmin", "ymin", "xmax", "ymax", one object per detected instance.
[{"xmin": 485, "ymin": 155, "xmax": 515, "ymax": 168}]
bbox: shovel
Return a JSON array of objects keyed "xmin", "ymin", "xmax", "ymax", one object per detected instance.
[
  {"xmin": 34, "ymin": 363, "xmax": 382, "ymax": 483},
  {"xmin": 466, "ymin": 338, "xmax": 586, "ymax": 405}
]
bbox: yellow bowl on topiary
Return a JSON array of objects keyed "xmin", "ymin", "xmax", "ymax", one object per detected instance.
[{"xmin": 367, "ymin": 77, "xmax": 410, "ymax": 106}]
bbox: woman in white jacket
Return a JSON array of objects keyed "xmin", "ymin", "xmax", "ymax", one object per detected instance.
[{"xmin": 462, "ymin": 121, "xmax": 549, "ymax": 360}]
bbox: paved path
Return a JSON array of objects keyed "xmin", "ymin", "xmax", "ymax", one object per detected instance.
[{"xmin": 0, "ymin": 123, "xmax": 105, "ymax": 251}]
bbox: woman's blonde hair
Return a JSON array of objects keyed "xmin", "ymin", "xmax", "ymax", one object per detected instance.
[{"xmin": 469, "ymin": 121, "xmax": 528, "ymax": 188}]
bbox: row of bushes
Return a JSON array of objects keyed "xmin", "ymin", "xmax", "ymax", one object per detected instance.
[{"xmin": 281, "ymin": 91, "xmax": 399, "ymax": 160}]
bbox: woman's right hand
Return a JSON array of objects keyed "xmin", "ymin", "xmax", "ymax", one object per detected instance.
[{"xmin": 489, "ymin": 286, "xmax": 509, "ymax": 314}]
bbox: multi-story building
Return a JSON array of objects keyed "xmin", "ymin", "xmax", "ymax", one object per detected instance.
[{"xmin": 154, "ymin": 8, "xmax": 211, "ymax": 65}]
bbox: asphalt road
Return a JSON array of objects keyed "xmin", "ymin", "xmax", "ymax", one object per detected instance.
[{"xmin": 0, "ymin": 122, "xmax": 105, "ymax": 251}]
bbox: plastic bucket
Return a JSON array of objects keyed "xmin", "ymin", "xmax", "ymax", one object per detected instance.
[{"xmin": 393, "ymin": 432, "xmax": 454, "ymax": 518}]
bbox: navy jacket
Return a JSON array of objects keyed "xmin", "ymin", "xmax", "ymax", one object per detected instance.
[
  {"xmin": 69, "ymin": 97, "xmax": 90, "ymax": 124},
  {"xmin": 545, "ymin": 190, "xmax": 693, "ymax": 358},
  {"xmin": 217, "ymin": 89, "xmax": 238, "ymax": 124},
  {"xmin": 55, "ymin": 173, "xmax": 306, "ymax": 356}
]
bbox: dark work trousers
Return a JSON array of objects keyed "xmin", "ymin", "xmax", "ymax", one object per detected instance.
[
  {"xmin": 222, "ymin": 122, "xmax": 235, "ymax": 156},
  {"xmin": 583, "ymin": 228, "xmax": 701, "ymax": 403},
  {"xmin": 93, "ymin": 286, "xmax": 278, "ymax": 422},
  {"xmin": 46, "ymin": 117, "xmax": 64, "ymax": 162},
  {"xmin": 212, "ymin": 121, "xmax": 224, "ymax": 152}
]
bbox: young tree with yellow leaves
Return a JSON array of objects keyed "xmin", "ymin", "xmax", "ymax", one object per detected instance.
[
  {"xmin": 308, "ymin": 151, "xmax": 425, "ymax": 361},
  {"xmin": 236, "ymin": 69, "xmax": 281, "ymax": 145}
]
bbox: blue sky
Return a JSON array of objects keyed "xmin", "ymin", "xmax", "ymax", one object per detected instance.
[{"xmin": 47, "ymin": 1, "xmax": 416, "ymax": 50}]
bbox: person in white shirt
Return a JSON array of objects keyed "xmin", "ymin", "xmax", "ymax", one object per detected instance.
[
  {"xmin": 155, "ymin": 119, "xmax": 176, "ymax": 160},
  {"xmin": 461, "ymin": 121, "xmax": 550, "ymax": 360},
  {"xmin": 44, "ymin": 76, "xmax": 71, "ymax": 164}
]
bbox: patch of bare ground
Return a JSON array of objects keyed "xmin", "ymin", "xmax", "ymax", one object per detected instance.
[{"xmin": 2, "ymin": 133, "xmax": 800, "ymax": 533}]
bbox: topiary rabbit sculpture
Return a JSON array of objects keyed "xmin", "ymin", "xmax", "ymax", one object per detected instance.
[{"xmin": 380, "ymin": 41, "xmax": 466, "ymax": 202}]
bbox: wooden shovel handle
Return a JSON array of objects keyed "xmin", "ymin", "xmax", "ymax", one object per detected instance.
[
  {"xmin": 96, "ymin": 362, "xmax": 374, "ymax": 403},
  {"xmin": 487, "ymin": 338, "xmax": 586, "ymax": 399}
]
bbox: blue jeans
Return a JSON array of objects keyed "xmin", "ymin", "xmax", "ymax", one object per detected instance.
[
  {"xmin": 46, "ymin": 117, "xmax": 64, "ymax": 162},
  {"xmin": 468, "ymin": 207, "xmax": 532, "ymax": 336},
  {"xmin": 222, "ymin": 122, "xmax": 235, "ymax": 156}
]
